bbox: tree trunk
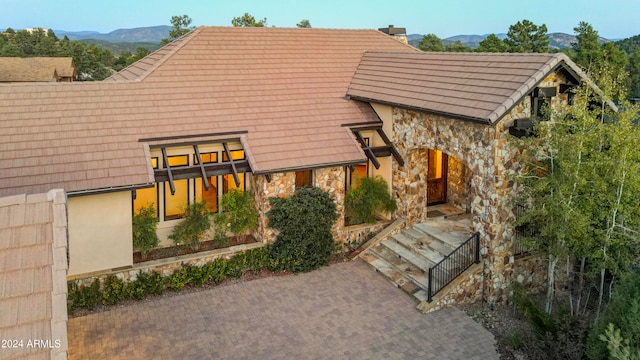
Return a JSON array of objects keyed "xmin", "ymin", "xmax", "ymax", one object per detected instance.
[
  {"xmin": 596, "ymin": 267, "xmax": 605, "ymax": 320},
  {"xmin": 546, "ymin": 254, "xmax": 558, "ymax": 314}
]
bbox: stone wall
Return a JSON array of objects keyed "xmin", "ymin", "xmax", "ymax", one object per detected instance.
[
  {"xmin": 316, "ymin": 166, "xmax": 348, "ymax": 243},
  {"xmin": 252, "ymin": 172, "xmax": 296, "ymax": 244},
  {"xmin": 390, "ymin": 70, "xmax": 575, "ymax": 303},
  {"xmin": 447, "ymin": 155, "xmax": 470, "ymax": 212},
  {"xmin": 417, "ymin": 263, "xmax": 484, "ymax": 313}
]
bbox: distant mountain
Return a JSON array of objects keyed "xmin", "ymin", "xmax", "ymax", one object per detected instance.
[
  {"xmin": 54, "ymin": 25, "xmax": 170, "ymax": 43},
  {"xmin": 409, "ymin": 32, "xmax": 610, "ymax": 50}
]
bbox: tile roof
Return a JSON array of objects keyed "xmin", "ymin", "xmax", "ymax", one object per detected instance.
[
  {"xmin": 0, "ymin": 27, "xmax": 415, "ymax": 197},
  {"xmin": 0, "ymin": 57, "xmax": 76, "ymax": 82},
  {"xmin": 0, "ymin": 190, "xmax": 69, "ymax": 359},
  {"xmin": 346, "ymin": 51, "xmax": 588, "ymax": 124}
]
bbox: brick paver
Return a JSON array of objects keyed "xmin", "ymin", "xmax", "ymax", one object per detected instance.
[{"xmin": 68, "ymin": 261, "xmax": 499, "ymax": 359}]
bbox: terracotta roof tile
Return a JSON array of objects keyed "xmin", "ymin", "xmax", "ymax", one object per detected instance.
[
  {"xmin": 0, "ymin": 27, "xmax": 415, "ymax": 196},
  {"xmin": 346, "ymin": 51, "xmax": 588, "ymax": 123}
]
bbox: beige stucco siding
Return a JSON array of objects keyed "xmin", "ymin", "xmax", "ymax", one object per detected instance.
[{"xmin": 68, "ymin": 191, "xmax": 133, "ymax": 276}]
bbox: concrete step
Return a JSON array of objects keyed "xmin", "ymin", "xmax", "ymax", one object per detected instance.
[
  {"xmin": 359, "ymin": 251, "xmax": 422, "ymax": 296},
  {"xmin": 369, "ymin": 243, "xmax": 430, "ymax": 289},
  {"xmin": 379, "ymin": 239, "xmax": 435, "ymax": 271}
]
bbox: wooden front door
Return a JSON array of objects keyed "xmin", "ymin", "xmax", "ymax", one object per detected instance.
[{"xmin": 427, "ymin": 149, "xmax": 448, "ymax": 205}]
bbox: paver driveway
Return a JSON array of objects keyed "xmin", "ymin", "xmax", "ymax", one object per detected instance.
[{"xmin": 68, "ymin": 261, "xmax": 499, "ymax": 359}]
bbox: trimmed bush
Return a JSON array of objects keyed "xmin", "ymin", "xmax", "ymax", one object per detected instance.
[
  {"xmin": 132, "ymin": 203, "xmax": 159, "ymax": 258},
  {"xmin": 168, "ymin": 200, "xmax": 213, "ymax": 250},
  {"xmin": 345, "ymin": 176, "xmax": 396, "ymax": 225},
  {"xmin": 67, "ymin": 279, "xmax": 101, "ymax": 312},
  {"xmin": 267, "ymin": 187, "xmax": 338, "ymax": 273},
  {"xmin": 102, "ymin": 275, "xmax": 126, "ymax": 305}
]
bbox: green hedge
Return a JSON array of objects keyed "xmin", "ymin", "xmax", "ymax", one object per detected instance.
[{"xmin": 68, "ymin": 247, "xmax": 277, "ymax": 314}]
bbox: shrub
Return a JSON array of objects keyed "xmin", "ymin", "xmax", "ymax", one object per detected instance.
[
  {"xmin": 587, "ymin": 269, "xmax": 640, "ymax": 359},
  {"xmin": 67, "ymin": 279, "xmax": 101, "ymax": 312},
  {"xmin": 102, "ymin": 275, "xmax": 126, "ymax": 305},
  {"xmin": 132, "ymin": 203, "xmax": 159, "ymax": 258},
  {"xmin": 168, "ymin": 265, "xmax": 192, "ymax": 291},
  {"xmin": 168, "ymin": 200, "xmax": 213, "ymax": 250},
  {"xmin": 267, "ymin": 187, "xmax": 338, "ymax": 273},
  {"xmin": 214, "ymin": 189, "xmax": 259, "ymax": 239},
  {"xmin": 345, "ymin": 176, "xmax": 396, "ymax": 225}
]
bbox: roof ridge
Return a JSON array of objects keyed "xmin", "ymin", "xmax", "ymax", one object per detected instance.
[{"xmin": 106, "ymin": 27, "xmax": 202, "ymax": 82}]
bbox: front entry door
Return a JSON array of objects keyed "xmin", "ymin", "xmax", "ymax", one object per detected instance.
[{"xmin": 427, "ymin": 149, "xmax": 447, "ymax": 205}]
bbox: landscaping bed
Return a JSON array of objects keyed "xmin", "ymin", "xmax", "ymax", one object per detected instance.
[{"xmin": 133, "ymin": 235, "xmax": 258, "ymax": 263}]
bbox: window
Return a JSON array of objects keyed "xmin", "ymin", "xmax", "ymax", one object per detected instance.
[
  {"xmin": 194, "ymin": 152, "xmax": 218, "ymax": 212},
  {"xmin": 222, "ymin": 149, "xmax": 246, "ymax": 193},
  {"xmin": 346, "ymin": 137, "xmax": 369, "ymax": 190},
  {"xmin": 164, "ymin": 155, "xmax": 189, "ymax": 220},
  {"xmin": 133, "ymin": 157, "xmax": 159, "ymax": 216},
  {"xmin": 532, "ymin": 87, "xmax": 556, "ymax": 121},
  {"xmin": 295, "ymin": 170, "xmax": 313, "ymax": 188}
]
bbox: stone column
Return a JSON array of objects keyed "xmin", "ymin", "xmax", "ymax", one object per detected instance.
[{"xmin": 316, "ymin": 167, "xmax": 347, "ymax": 243}]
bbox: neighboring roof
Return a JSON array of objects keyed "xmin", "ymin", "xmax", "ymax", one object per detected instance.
[
  {"xmin": 346, "ymin": 51, "xmax": 588, "ymax": 124},
  {"xmin": 0, "ymin": 57, "xmax": 76, "ymax": 82},
  {"xmin": 0, "ymin": 27, "xmax": 415, "ymax": 197},
  {"xmin": 0, "ymin": 189, "xmax": 69, "ymax": 359}
]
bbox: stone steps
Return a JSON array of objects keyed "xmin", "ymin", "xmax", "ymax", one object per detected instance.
[{"xmin": 359, "ymin": 214, "xmax": 475, "ymax": 305}]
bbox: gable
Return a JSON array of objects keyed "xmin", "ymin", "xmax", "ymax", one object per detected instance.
[{"xmin": 346, "ymin": 52, "xmax": 590, "ymax": 124}]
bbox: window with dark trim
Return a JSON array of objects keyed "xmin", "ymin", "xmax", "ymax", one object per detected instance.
[
  {"xmin": 222, "ymin": 149, "xmax": 246, "ymax": 193},
  {"xmin": 295, "ymin": 170, "xmax": 313, "ymax": 188},
  {"xmin": 346, "ymin": 137, "xmax": 369, "ymax": 191},
  {"xmin": 133, "ymin": 157, "xmax": 159, "ymax": 217},
  {"xmin": 194, "ymin": 152, "xmax": 218, "ymax": 212},
  {"xmin": 164, "ymin": 154, "xmax": 189, "ymax": 220}
]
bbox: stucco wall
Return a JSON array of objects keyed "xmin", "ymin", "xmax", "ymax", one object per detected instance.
[{"xmin": 67, "ymin": 191, "xmax": 133, "ymax": 276}]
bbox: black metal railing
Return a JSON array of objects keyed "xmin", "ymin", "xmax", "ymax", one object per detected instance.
[{"xmin": 427, "ymin": 232, "xmax": 480, "ymax": 302}]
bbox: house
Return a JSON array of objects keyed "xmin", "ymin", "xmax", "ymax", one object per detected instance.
[
  {"xmin": 0, "ymin": 57, "xmax": 77, "ymax": 82},
  {"xmin": 0, "ymin": 26, "xmax": 600, "ymax": 305}
]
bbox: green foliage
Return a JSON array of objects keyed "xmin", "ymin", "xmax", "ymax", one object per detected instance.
[
  {"xmin": 504, "ymin": 19, "xmax": 549, "ymax": 53},
  {"xmin": 296, "ymin": 19, "xmax": 312, "ymax": 28},
  {"xmin": 0, "ymin": 28, "xmax": 115, "ymax": 80},
  {"xmin": 418, "ymin": 34, "xmax": 443, "ymax": 52},
  {"xmin": 345, "ymin": 176, "xmax": 397, "ymax": 225},
  {"xmin": 444, "ymin": 40, "xmax": 473, "ymax": 52},
  {"xmin": 476, "ymin": 34, "xmax": 508, "ymax": 53},
  {"xmin": 214, "ymin": 189, "xmax": 259, "ymax": 237},
  {"xmin": 510, "ymin": 283, "xmax": 590, "ymax": 358},
  {"xmin": 513, "ymin": 71, "xmax": 640, "ymax": 313},
  {"xmin": 168, "ymin": 200, "xmax": 214, "ymax": 250},
  {"xmin": 598, "ymin": 324, "xmax": 640, "ymax": 360},
  {"xmin": 267, "ymin": 187, "xmax": 338, "ymax": 273},
  {"xmin": 231, "ymin": 13, "xmax": 267, "ymax": 27},
  {"xmin": 168, "ymin": 265, "xmax": 192, "ymax": 291},
  {"xmin": 66, "ymin": 248, "xmax": 277, "ymax": 313},
  {"xmin": 161, "ymin": 15, "xmax": 195, "ymax": 45},
  {"xmin": 67, "ymin": 279, "xmax": 101, "ymax": 312},
  {"xmin": 587, "ymin": 270, "xmax": 640, "ymax": 359},
  {"xmin": 102, "ymin": 275, "xmax": 125, "ymax": 305},
  {"xmin": 132, "ymin": 203, "xmax": 159, "ymax": 258}
]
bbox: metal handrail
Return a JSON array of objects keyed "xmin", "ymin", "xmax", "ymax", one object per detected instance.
[{"xmin": 427, "ymin": 232, "xmax": 480, "ymax": 302}]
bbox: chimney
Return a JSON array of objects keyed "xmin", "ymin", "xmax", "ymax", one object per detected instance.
[{"xmin": 378, "ymin": 25, "xmax": 408, "ymax": 45}]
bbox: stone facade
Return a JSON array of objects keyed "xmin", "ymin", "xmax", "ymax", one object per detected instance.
[
  {"xmin": 417, "ymin": 263, "xmax": 484, "ymax": 313},
  {"xmin": 389, "ymin": 70, "xmax": 575, "ymax": 303}
]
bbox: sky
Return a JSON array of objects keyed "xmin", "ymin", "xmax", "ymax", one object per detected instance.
[{"xmin": 2, "ymin": 0, "xmax": 639, "ymax": 40}]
